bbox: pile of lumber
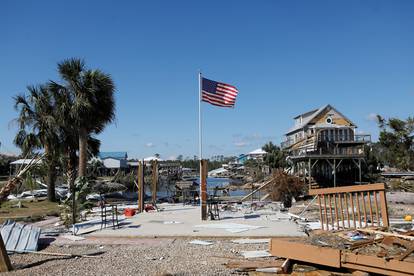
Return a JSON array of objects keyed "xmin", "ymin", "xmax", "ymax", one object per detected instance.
[{"xmin": 269, "ymin": 228, "xmax": 414, "ymax": 275}]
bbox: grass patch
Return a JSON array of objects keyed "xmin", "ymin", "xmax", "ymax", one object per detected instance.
[{"xmin": 0, "ymin": 198, "xmax": 61, "ymax": 224}]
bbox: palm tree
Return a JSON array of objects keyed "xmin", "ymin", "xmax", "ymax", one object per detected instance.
[
  {"xmin": 56, "ymin": 58, "xmax": 115, "ymax": 177},
  {"xmin": 49, "ymin": 82, "xmax": 101, "ymax": 228},
  {"xmin": 14, "ymin": 85, "xmax": 60, "ymax": 202}
]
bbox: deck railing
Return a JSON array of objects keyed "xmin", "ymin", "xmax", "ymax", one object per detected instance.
[
  {"xmin": 288, "ymin": 145, "xmax": 365, "ymax": 158},
  {"xmin": 308, "ymin": 183, "xmax": 389, "ymax": 231},
  {"xmin": 282, "ymin": 135, "xmax": 371, "ymax": 149},
  {"xmin": 318, "ymin": 134, "xmax": 371, "ymax": 143}
]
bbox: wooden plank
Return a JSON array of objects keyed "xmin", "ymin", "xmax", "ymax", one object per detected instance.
[
  {"xmin": 350, "ymin": 193, "xmax": 356, "ymax": 228},
  {"xmin": 241, "ymin": 179, "xmax": 273, "ymax": 201},
  {"xmin": 379, "ymin": 191, "xmax": 389, "ymax": 227},
  {"xmin": 323, "ymin": 194, "xmax": 328, "ymax": 230},
  {"xmin": 328, "ymin": 194, "xmax": 334, "ymax": 228},
  {"xmin": 333, "ymin": 194, "xmax": 339, "ymax": 230},
  {"xmin": 345, "ymin": 193, "xmax": 350, "ymax": 228},
  {"xmin": 361, "ymin": 192, "xmax": 367, "ymax": 228},
  {"xmin": 269, "ymin": 239, "xmax": 341, "ymax": 268},
  {"xmin": 373, "ymin": 191, "xmax": 380, "ymax": 226},
  {"xmin": 398, "ymin": 245, "xmax": 414, "ymax": 261},
  {"xmin": 309, "ymin": 183, "xmax": 385, "ymax": 195},
  {"xmin": 355, "ymin": 192, "xmax": 361, "ymax": 228},
  {"xmin": 339, "ymin": 193, "xmax": 345, "ymax": 229},
  {"xmin": 152, "ymin": 160, "xmax": 158, "ymax": 204},
  {"xmin": 137, "ymin": 161, "xmax": 144, "ymax": 213},
  {"xmin": 341, "ymin": 262, "xmax": 412, "ymax": 276},
  {"xmin": 367, "ymin": 192, "xmax": 374, "ymax": 227},
  {"xmin": 342, "ymin": 252, "xmax": 414, "ymax": 275},
  {"xmin": 318, "ymin": 195, "xmax": 324, "ymax": 231},
  {"xmin": 0, "ymin": 234, "xmax": 11, "ymax": 272}
]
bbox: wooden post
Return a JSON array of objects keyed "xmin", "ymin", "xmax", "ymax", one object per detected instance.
[
  {"xmin": 358, "ymin": 159, "xmax": 362, "ymax": 184},
  {"xmin": 0, "ymin": 234, "xmax": 12, "ymax": 272},
  {"xmin": 333, "ymin": 159, "xmax": 336, "ymax": 187},
  {"xmin": 379, "ymin": 190, "xmax": 389, "ymax": 227},
  {"xmin": 137, "ymin": 161, "xmax": 144, "ymax": 213},
  {"xmin": 152, "ymin": 160, "xmax": 158, "ymax": 205},
  {"xmin": 200, "ymin": 159, "xmax": 208, "ymax": 220}
]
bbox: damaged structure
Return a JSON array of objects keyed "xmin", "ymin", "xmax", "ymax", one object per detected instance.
[{"xmin": 282, "ymin": 104, "xmax": 371, "ymax": 188}]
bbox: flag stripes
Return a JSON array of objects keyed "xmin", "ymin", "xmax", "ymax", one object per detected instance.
[{"xmin": 201, "ymin": 77, "xmax": 239, "ymax": 108}]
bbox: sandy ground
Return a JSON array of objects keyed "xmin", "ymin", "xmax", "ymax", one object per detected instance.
[{"xmin": 6, "ymin": 237, "xmax": 272, "ymax": 276}]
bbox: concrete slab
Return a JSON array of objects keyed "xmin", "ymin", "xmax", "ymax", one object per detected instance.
[{"xmin": 86, "ymin": 203, "xmax": 305, "ymax": 238}]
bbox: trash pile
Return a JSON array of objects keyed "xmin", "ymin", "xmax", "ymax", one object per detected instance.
[{"xmin": 222, "ymin": 226, "xmax": 414, "ymax": 275}]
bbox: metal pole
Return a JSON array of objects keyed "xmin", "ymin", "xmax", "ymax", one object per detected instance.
[{"xmin": 198, "ymin": 71, "xmax": 202, "ymax": 161}]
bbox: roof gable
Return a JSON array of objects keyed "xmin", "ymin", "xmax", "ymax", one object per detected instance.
[
  {"xmin": 309, "ymin": 105, "xmax": 356, "ymax": 127},
  {"xmin": 286, "ymin": 104, "xmax": 356, "ymax": 135}
]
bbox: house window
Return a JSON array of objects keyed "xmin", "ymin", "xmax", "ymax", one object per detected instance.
[{"xmin": 326, "ymin": 116, "xmax": 333, "ymax": 124}]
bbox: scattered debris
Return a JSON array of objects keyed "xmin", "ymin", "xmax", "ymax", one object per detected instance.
[
  {"xmin": 255, "ymin": 267, "xmax": 279, "ymax": 273},
  {"xmin": 163, "ymin": 221, "xmax": 182, "ymax": 224},
  {"xmin": 231, "ymin": 238, "xmax": 270, "ymax": 244},
  {"xmin": 1, "ymin": 220, "xmax": 41, "ymax": 253},
  {"xmin": 189, "ymin": 240, "xmax": 213, "ymax": 246},
  {"xmin": 194, "ymin": 223, "xmax": 263, "ymax": 233},
  {"xmin": 241, "ymin": 250, "xmax": 271, "ymax": 258},
  {"xmin": 269, "ymin": 229, "xmax": 414, "ymax": 275}
]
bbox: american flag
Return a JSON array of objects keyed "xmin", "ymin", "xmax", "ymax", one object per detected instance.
[{"xmin": 201, "ymin": 77, "xmax": 239, "ymax": 108}]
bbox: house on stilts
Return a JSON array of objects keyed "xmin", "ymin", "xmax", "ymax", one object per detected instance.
[{"xmin": 281, "ymin": 104, "xmax": 371, "ymax": 188}]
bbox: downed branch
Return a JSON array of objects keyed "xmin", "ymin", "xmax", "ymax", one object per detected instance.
[
  {"xmin": 266, "ymin": 169, "xmax": 305, "ymax": 208},
  {"xmin": 0, "ymin": 153, "xmax": 45, "ymax": 202}
]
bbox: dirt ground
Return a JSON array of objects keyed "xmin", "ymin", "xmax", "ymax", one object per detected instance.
[{"xmin": 5, "ymin": 237, "xmax": 272, "ymax": 276}]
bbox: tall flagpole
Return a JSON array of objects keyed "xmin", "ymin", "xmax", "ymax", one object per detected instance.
[
  {"xmin": 198, "ymin": 71, "xmax": 202, "ymax": 161},
  {"xmin": 198, "ymin": 71, "xmax": 208, "ymax": 220},
  {"xmin": 198, "ymin": 71, "xmax": 202, "ymax": 211}
]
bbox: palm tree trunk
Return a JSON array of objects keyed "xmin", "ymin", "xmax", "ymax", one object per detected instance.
[
  {"xmin": 78, "ymin": 128, "xmax": 88, "ymax": 177},
  {"xmin": 44, "ymin": 143, "xmax": 57, "ymax": 202},
  {"xmin": 46, "ymin": 162, "xmax": 57, "ymax": 202},
  {"xmin": 67, "ymin": 151, "xmax": 77, "ymax": 234}
]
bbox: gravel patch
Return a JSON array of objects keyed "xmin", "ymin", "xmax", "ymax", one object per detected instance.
[{"xmin": 5, "ymin": 238, "xmax": 272, "ymax": 276}]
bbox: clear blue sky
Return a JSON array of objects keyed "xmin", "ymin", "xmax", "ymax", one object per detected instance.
[{"xmin": 1, "ymin": 0, "xmax": 413, "ymax": 159}]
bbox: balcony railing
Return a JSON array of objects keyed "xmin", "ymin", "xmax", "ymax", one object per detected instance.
[
  {"xmin": 318, "ymin": 134, "xmax": 371, "ymax": 143},
  {"xmin": 288, "ymin": 145, "xmax": 365, "ymax": 158},
  {"xmin": 281, "ymin": 134, "xmax": 371, "ymax": 149}
]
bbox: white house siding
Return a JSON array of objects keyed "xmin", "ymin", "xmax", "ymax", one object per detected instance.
[{"xmin": 102, "ymin": 158, "xmax": 127, "ymax": 169}]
